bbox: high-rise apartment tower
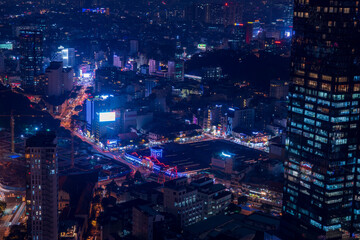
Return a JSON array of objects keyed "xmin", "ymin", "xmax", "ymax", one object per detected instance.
[{"xmin": 26, "ymin": 132, "xmax": 58, "ymax": 240}]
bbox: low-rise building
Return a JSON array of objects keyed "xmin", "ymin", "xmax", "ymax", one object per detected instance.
[
  {"xmin": 163, "ymin": 177, "xmax": 203, "ymax": 227},
  {"xmin": 191, "ymin": 178, "xmax": 231, "ymax": 219}
]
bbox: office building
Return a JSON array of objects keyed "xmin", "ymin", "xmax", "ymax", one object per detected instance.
[
  {"xmin": 270, "ymin": 79, "xmax": 289, "ymax": 100},
  {"xmin": 202, "ymin": 105, "xmax": 228, "ymax": 133},
  {"xmin": 95, "ymin": 66, "xmax": 121, "ymax": 93},
  {"xmin": 25, "ymin": 132, "xmax": 58, "ymax": 240},
  {"xmin": 191, "ymin": 178, "xmax": 231, "ymax": 219},
  {"xmin": 62, "ymin": 67, "xmax": 74, "ymax": 92},
  {"xmin": 229, "ymin": 22, "xmax": 253, "ymax": 50},
  {"xmin": 202, "ymin": 67, "xmax": 222, "ymax": 82},
  {"xmin": 163, "ymin": 177, "xmax": 203, "ymax": 227},
  {"xmin": 185, "ymin": 2, "xmax": 242, "ymax": 26},
  {"xmin": 227, "ymin": 107, "xmax": 255, "ymax": 134},
  {"xmin": 282, "ymin": 1, "xmax": 360, "ymax": 239},
  {"xmin": 211, "ymin": 152, "xmax": 234, "ymax": 174},
  {"xmin": 85, "ymin": 94, "xmax": 122, "ymax": 142},
  {"xmin": 167, "ymin": 61, "xmax": 176, "ymax": 79},
  {"xmin": 61, "ymin": 48, "xmax": 75, "ymax": 68},
  {"xmin": 223, "ymin": 2, "xmax": 243, "ymax": 26},
  {"xmin": 168, "ymin": 60, "xmax": 184, "ymax": 81},
  {"xmin": 174, "ymin": 60, "xmax": 184, "ymax": 81},
  {"xmin": 144, "ymin": 79, "xmax": 157, "ymax": 97},
  {"xmin": 19, "ymin": 30, "xmax": 43, "ymax": 93},
  {"xmin": 46, "ymin": 62, "xmax": 63, "ymax": 97},
  {"xmin": 113, "ymin": 54, "xmax": 123, "ymax": 68},
  {"xmin": 45, "ymin": 62, "xmax": 74, "ymax": 97}
]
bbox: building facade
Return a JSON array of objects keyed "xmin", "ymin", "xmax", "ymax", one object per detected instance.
[
  {"xmin": 190, "ymin": 178, "xmax": 231, "ymax": 219},
  {"xmin": 61, "ymin": 48, "xmax": 75, "ymax": 68},
  {"xmin": 46, "ymin": 61, "xmax": 63, "ymax": 97},
  {"xmin": 270, "ymin": 79, "xmax": 289, "ymax": 100},
  {"xmin": 25, "ymin": 132, "xmax": 58, "ymax": 240},
  {"xmin": 227, "ymin": 107, "xmax": 255, "ymax": 134},
  {"xmin": 202, "ymin": 67, "xmax": 222, "ymax": 82},
  {"xmin": 211, "ymin": 152, "xmax": 234, "ymax": 174},
  {"xmin": 45, "ymin": 61, "xmax": 74, "ymax": 97},
  {"xmin": 282, "ymin": 1, "xmax": 360, "ymax": 239},
  {"xmin": 19, "ymin": 30, "xmax": 43, "ymax": 93},
  {"xmin": 163, "ymin": 177, "xmax": 203, "ymax": 227}
]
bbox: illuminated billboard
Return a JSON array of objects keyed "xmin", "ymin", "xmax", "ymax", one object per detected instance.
[
  {"xmin": 99, "ymin": 112, "xmax": 115, "ymax": 122},
  {"xmin": 83, "ymin": 73, "xmax": 91, "ymax": 78},
  {"xmin": 197, "ymin": 44, "xmax": 206, "ymax": 50},
  {"xmin": 0, "ymin": 43, "xmax": 13, "ymax": 50}
]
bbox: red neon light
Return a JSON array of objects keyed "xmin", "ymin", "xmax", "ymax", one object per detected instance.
[{"xmin": 130, "ymin": 152, "xmax": 178, "ymax": 178}]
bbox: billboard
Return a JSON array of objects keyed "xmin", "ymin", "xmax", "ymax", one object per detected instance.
[
  {"xmin": 99, "ymin": 112, "xmax": 115, "ymax": 122},
  {"xmin": 197, "ymin": 44, "xmax": 206, "ymax": 50},
  {"xmin": 83, "ymin": 73, "xmax": 91, "ymax": 78},
  {"xmin": 106, "ymin": 139, "xmax": 118, "ymax": 148},
  {"xmin": 0, "ymin": 43, "xmax": 13, "ymax": 50}
]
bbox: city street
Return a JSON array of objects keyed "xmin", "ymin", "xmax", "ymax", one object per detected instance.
[
  {"xmin": 0, "ymin": 196, "xmax": 24, "ymax": 239},
  {"xmin": 53, "ymin": 79, "xmax": 142, "ymax": 176}
]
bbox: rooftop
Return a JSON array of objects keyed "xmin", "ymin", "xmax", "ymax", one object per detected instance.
[
  {"xmin": 134, "ymin": 204, "xmax": 160, "ymax": 217},
  {"xmin": 213, "ymin": 190, "xmax": 232, "ymax": 200},
  {"xmin": 26, "ymin": 131, "xmax": 56, "ymax": 148},
  {"xmin": 185, "ymin": 212, "xmax": 280, "ymax": 239},
  {"xmin": 46, "ymin": 61, "xmax": 63, "ymax": 70},
  {"xmin": 132, "ymin": 140, "xmax": 266, "ymax": 173}
]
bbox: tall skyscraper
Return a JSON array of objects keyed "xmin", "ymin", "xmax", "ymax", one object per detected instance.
[
  {"xmin": 61, "ymin": 48, "xmax": 75, "ymax": 68},
  {"xmin": 25, "ymin": 132, "xmax": 58, "ymax": 240},
  {"xmin": 19, "ymin": 30, "xmax": 43, "ymax": 93},
  {"xmin": 282, "ymin": 1, "xmax": 360, "ymax": 239}
]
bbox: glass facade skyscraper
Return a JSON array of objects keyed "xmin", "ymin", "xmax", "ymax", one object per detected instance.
[
  {"xmin": 19, "ymin": 30, "xmax": 43, "ymax": 93},
  {"xmin": 283, "ymin": 0, "xmax": 360, "ymax": 239}
]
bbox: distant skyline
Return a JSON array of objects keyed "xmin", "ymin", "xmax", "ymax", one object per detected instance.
[{"xmin": 3, "ymin": 0, "xmax": 352, "ymax": 239}]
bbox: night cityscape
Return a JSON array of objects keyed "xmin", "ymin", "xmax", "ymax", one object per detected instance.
[{"xmin": 0, "ymin": 0, "xmax": 358, "ymax": 239}]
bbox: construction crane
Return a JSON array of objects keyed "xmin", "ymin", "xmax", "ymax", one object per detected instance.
[
  {"xmin": 0, "ymin": 112, "xmax": 49, "ymax": 153},
  {"xmin": 0, "ymin": 112, "xmax": 83, "ymax": 168}
]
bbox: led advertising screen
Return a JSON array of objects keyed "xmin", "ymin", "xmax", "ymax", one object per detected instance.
[
  {"xmin": 99, "ymin": 112, "xmax": 115, "ymax": 122},
  {"xmin": 197, "ymin": 44, "xmax": 206, "ymax": 50},
  {"xmin": 83, "ymin": 73, "xmax": 91, "ymax": 78},
  {"xmin": 0, "ymin": 43, "xmax": 13, "ymax": 50}
]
